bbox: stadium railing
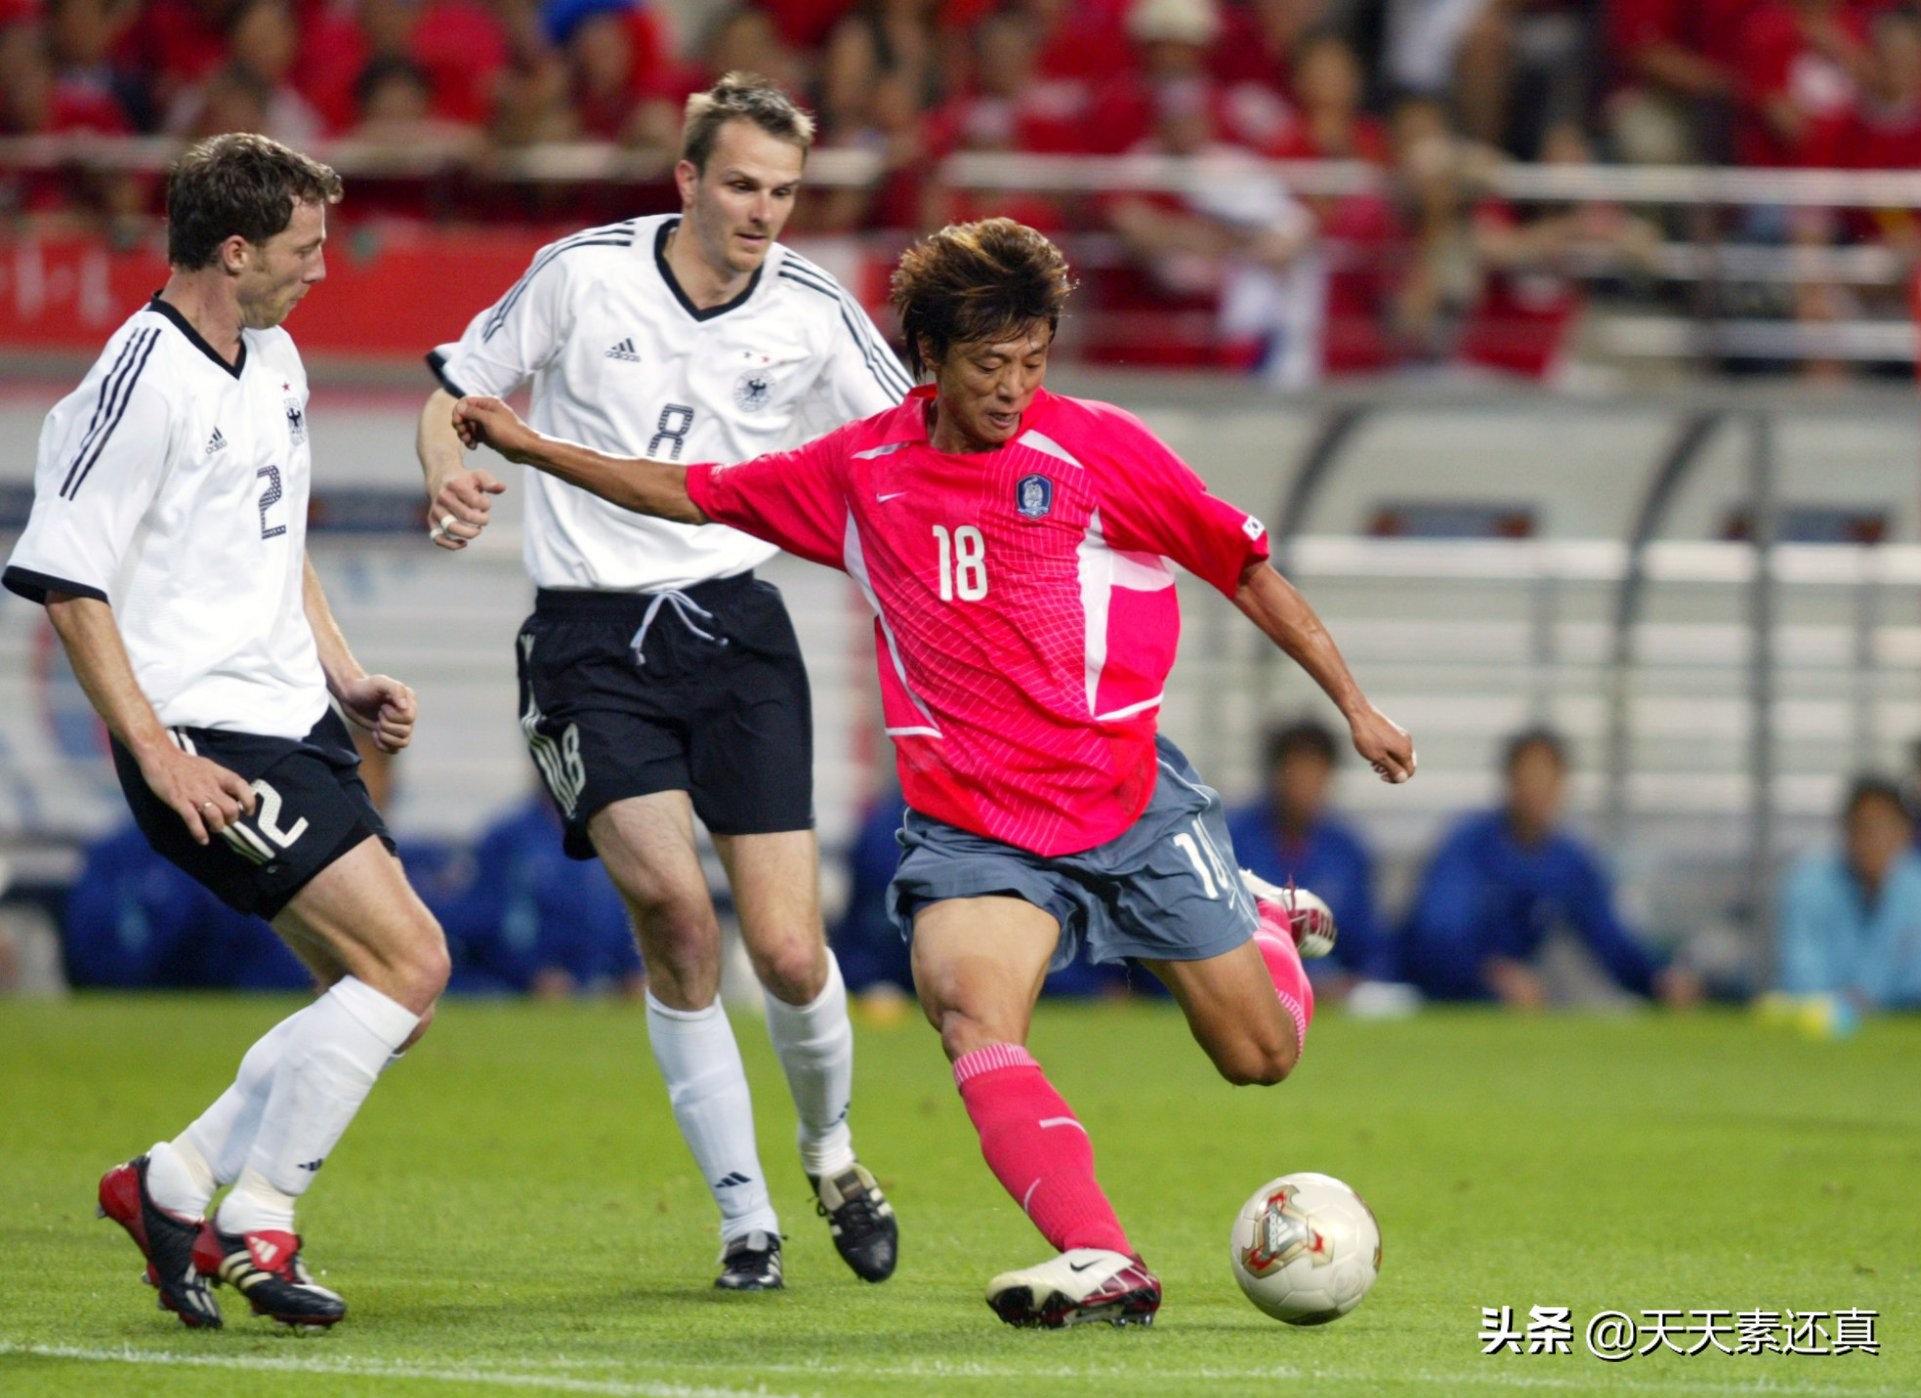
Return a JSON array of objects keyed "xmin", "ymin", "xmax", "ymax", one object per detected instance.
[{"xmin": 4, "ymin": 140, "xmax": 1920, "ymax": 368}]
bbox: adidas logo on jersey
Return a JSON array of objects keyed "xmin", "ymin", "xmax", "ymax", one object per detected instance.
[
  {"xmin": 605, "ymin": 338, "xmax": 641, "ymax": 362},
  {"xmin": 205, "ymin": 427, "xmax": 226, "ymax": 456}
]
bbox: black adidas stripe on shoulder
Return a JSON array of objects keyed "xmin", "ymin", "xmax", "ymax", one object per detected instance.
[
  {"xmin": 482, "ymin": 220, "xmax": 641, "ymax": 343},
  {"xmin": 60, "ymin": 326, "xmax": 161, "ymax": 500},
  {"xmin": 776, "ymin": 261, "xmax": 913, "ymax": 400}
]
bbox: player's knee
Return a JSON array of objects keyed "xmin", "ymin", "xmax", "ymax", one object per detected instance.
[
  {"xmin": 1213, "ymin": 1031, "xmax": 1297, "ymax": 1087},
  {"xmin": 754, "ymin": 937, "xmax": 827, "ymax": 1005},
  {"xmin": 390, "ymin": 919, "xmax": 451, "ymax": 1009}
]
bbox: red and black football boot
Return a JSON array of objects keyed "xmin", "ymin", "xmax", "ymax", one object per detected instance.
[
  {"xmin": 96, "ymin": 1156, "xmax": 222, "ymax": 1329},
  {"xmin": 192, "ymin": 1223, "xmax": 346, "ymax": 1326}
]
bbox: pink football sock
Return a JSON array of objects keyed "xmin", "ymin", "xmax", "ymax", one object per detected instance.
[
  {"xmin": 953, "ymin": 1044, "xmax": 1133, "ymax": 1256},
  {"xmin": 1253, "ymin": 906, "xmax": 1315, "ymax": 1057}
]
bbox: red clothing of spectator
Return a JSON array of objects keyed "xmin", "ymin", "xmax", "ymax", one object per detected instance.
[
  {"xmin": 1737, "ymin": 1, "xmax": 1872, "ymax": 166},
  {"xmin": 1456, "ymin": 202, "xmax": 1582, "ymax": 380},
  {"xmin": 49, "ymin": 72, "xmax": 135, "ymax": 134},
  {"xmin": 1318, "ymin": 191, "xmax": 1404, "ymax": 376},
  {"xmin": 1088, "ymin": 71, "xmax": 1313, "ymax": 158},
  {"xmin": 756, "ymin": 0, "xmax": 855, "ymax": 50},
  {"xmin": 1033, "ymin": 0, "xmax": 1131, "ymax": 81},
  {"xmin": 298, "ymin": 0, "xmax": 510, "ymax": 134},
  {"xmin": 116, "ymin": 0, "xmax": 229, "ymax": 106},
  {"xmin": 1610, "ymin": 0, "xmax": 1764, "ymax": 81},
  {"xmin": 1851, "ymin": 94, "xmax": 1921, "ymax": 167},
  {"xmin": 927, "ymin": 82, "xmax": 1095, "ymax": 157}
]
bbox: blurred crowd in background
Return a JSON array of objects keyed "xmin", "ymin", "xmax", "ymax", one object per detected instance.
[
  {"xmin": 4, "ymin": 714, "xmax": 1913, "ymax": 1030},
  {"xmin": 3, "ymin": 0, "xmax": 1918, "ymax": 1016},
  {"xmin": 5, "ymin": 1, "xmax": 1921, "ymax": 381}
]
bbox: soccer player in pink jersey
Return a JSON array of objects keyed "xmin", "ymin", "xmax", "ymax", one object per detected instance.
[{"xmin": 452, "ymin": 217, "xmax": 1415, "ymax": 1329}]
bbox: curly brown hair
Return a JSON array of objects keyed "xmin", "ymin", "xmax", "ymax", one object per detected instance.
[
  {"xmin": 889, "ymin": 218, "xmax": 1076, "ymax": 380},
  {"xmin": 167, "ymin": 133, "xmax": 341, "ymax": 271}
]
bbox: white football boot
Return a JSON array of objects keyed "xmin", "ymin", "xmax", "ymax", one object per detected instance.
[
  {"xmin": 1241, "ymin": 870, "xmax": 1338, "ymax": 959},
  {"xmin": 985, "ymin": 1247, "xmax": 1161, "ymax": 1328}
]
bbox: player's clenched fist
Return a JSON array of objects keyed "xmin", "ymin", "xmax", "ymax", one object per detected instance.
[
  {"xmin": 453, "ymin": 396, "xmax": 538, "ymax": 464},
  {"xmin": 1350, "ymin": 706, "xmax": 1416, "ymax": 784},
  {"xmin": 339, "ymin": 674, "xmax": 417, "ymax": 753},
  {"xmin": 426, "ymin": 466, "xmax": 503, "ymax": 550}
]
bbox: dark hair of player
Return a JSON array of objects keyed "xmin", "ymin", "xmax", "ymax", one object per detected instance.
[
  {"xmin": 1264, "ymin": 719, "xmax": 1339, "ymax": 773},
  {"xmin": 681, "ymin": 72, "xmax": 817, "ymax": 173},
  {"xmin": 890, "ymin": 218, "xmax": 1077, "ymax": 380},
  {"xmin": 167, "ymin": 132, "xmax": 342, "ymax": 271}
]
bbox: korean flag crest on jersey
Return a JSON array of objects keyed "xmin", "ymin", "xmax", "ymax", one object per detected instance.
[{"xmin": 1016, "ymin": 473, "xmax": 1053, "ymax": 519}]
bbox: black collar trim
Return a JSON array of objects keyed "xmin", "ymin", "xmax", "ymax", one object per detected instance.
[
  {"xmin": 654, "ymin": 219, "xmax": 763, "ymax": 322},
  {"xmin": 150, "ymin": 294, "xmax": 244, "ymax": 378}
]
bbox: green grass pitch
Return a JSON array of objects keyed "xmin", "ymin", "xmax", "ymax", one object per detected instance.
[{"xmin": 1, "ymin": 995, "xmax": 1913, "ymax": 1397}]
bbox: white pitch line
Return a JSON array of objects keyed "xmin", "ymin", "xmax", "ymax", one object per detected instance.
[
  {"xmin": 5, "ymin": 1344, "xmax": 1903, "ymax": 1398},
  {"xmin": 0, "ymin": 1345, "xmax": 808, "ymax": 1398},
  {"xmin": 736, "ymin": 1359, "xmax": 1905, "ymax": 1397}
]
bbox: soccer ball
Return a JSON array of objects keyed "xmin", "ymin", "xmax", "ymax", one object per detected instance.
[{"xmin": 1229, "ymin": 1172, "xmax": 1381, "ymax": 1324}]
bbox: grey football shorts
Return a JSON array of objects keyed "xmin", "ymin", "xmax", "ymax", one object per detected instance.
[{"xmin": 886, "ymin": 736, "xmax": 1260, "ymax": 971}]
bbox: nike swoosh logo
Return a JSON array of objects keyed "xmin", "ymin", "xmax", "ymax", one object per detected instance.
[
  {"xmin": 877, "ymin": 491, "xmax": 907, "ymax": 503},
  {"xmin": 1068, "ymin": 1259, "xmax": 1102, "ymax": 1273}
]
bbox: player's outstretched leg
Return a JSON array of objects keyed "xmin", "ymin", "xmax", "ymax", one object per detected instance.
[
  {"xmin": 954, "ymin": 1043, "xmax": 1159, "ymax": 1327},
  {"xmin": 97, "ymin": 1154, "xmax": 222, "ymax": 1329}
]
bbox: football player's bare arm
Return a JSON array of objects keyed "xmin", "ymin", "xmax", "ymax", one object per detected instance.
[
  {"xmin": 302, "ymin": 555, "xmax": 417, "ymax": 754},
  {"xmin": 43, "ymin": 592, "xmax": 256, "ymax": 842},
  {"xmin": 1232, "ymin": 560, "xmax": 1416, "ymax": 784},
  {"xmin": 418, "ymin": 386, "xmax": 503, "ymax": 551},
  {"xmin": 452, "ymin": 395, "xmax": 707, "ymax": 526}
]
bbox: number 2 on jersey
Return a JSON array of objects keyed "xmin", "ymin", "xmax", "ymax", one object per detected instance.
[
  {"xmin": 933, "ymin": 524, "xmax": 988, "ymax": 601},
  {"xmin": 256, "ymin": 465, "xmax": 286, "ymax": 539}
]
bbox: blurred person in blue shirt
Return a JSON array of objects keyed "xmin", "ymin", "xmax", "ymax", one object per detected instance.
[
  {"xmin": 1776, "ymin": 776, "xmax": 1921, "ymax": 1012},
  {"xmin": 1401, "ymin": 727, "xmax": 1700, "ymax": 1008},
  {"xmin": 1226, "ymin": 718, "xmax": 1393, "ymax": 990},
  {"xmin": 64, "ymin": 823, "xmax": 311, "ymax": 991},
  {"xmin": 440, "ymin": 790, "xmax": 644, "ymax": 997}
]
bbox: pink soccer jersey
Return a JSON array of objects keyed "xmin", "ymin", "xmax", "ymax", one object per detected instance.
[{"xmin": 687, "ymin": 386, "xmax": 1270, "ymax": 856}]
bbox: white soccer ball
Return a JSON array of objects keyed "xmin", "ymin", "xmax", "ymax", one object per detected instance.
[{"xmin": 1229, "ymin": 1172, "xmax": 1381, "ymax": 1324}]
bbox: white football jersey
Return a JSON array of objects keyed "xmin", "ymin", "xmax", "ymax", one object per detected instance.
[
  {"xmin": 432, "ymin": 213, "xmax": 912, "ymax": 592},
  {"xmin": 3, "ymin": 297, "xmax": 329, "ymax": 739}
]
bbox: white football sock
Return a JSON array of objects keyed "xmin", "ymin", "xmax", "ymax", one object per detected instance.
[
  {"xmin": 143, "ymin": 1136, "xmax": 217, "ymax": 1218},
  {"xmin": 646, "ymin": 993, "xmax": 777, "ymax": 1241},
  {"xmin": 218, "ymin": 1168, "xmax": 299, "ymax": 1236},
  {"xmin": 214, "ymin": 977, "xmax": 418, "ymax": 1237},
  {"xmin": 763, "ymin": 952, "xmax": 856, "ymax": 1178},
  {"xmin": 170, "ymin": 1008, "xmax": 304, "ymax": 1205}
]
